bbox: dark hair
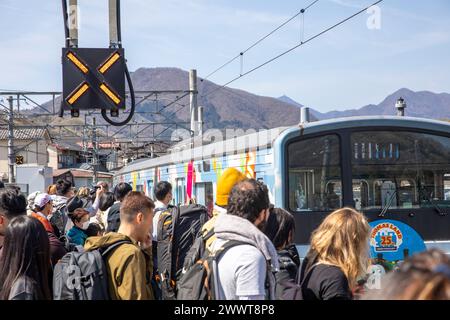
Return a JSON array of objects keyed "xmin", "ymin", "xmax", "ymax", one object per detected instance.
[
  {"xmin": 0, "ymin": 188, "xmax": 27, "ymax": 220},
  {"xmin": 120, "ymin": 192, "xmax": 155, "ymax": 224},
  {"xmin": 99, "ymin": 192, "xmax": 115, "ymax": 211},
  {"xmin": 154, "ymin": 181, "xmax": 172, "ymax": 201},
  {"xmin": 264, "ymin": 207, "xmax": 296, "ymax": 249},
  {"xmin": 56, "ymin": 179, "xmax": 72, "ymax": 196},
  {"xmin": 0, "ymin": 181, "xmax": 4, "ymax": 189},
  {"xmin": 227, "ymin": 179, "xmax": 270, "ymax": 223},
  {"xmin": 68, "ymin": 208, "xmax": 89, "ymax": 223},
  {"xmin": 85, "ymin": 223, "xmax": 103, "ymax": 237},
  {"xmin": 114, "ymin": 182, "xmax": 133, "ymax": 202},
  {"xmin": 0, "ymin": 215, "xmax": 51, "ymax": 300}
]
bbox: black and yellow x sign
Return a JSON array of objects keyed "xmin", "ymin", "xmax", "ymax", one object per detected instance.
[{"xmin": 62, "ymin": 48, "xmax": 126, "ymax": 111}]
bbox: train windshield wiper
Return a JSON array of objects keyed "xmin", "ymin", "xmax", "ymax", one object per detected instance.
[{"xmin": 378, "ymin": 189, "xmax": 397, "ymax": 217}]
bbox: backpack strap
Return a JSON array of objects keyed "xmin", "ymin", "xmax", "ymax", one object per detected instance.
[
  {"xmin": 168, "ymin": 204, "xmax": 181, "ymax": 281},
  {"xmin": 100, "ymin": 240, "xmax": 133, "ymax": 257},
  {"xmin": 211, "ymin": 240, "xmax": 248, "ymax": 299},
  {"xmin": 202, "ymin": 228, "xmax": 215, "ymax": 242}
]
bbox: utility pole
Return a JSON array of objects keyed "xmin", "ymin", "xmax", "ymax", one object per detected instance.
[
  {"xmin": 197, "ymin": 106, "xmax": 204, "ymax": 136},
  {"xmin": 92, "ymin": 117, "xmax": 98, "ymax": 185},
  {"xmin": 189, "ymin": 69, "xmax": 198, "ymax": 137},
  {"xmin": 7, "ymin": 96, "xmax": 14, "ymax": 183},
  {"xmin": 68, "ymin": 0, "xmax": 79, "ymax": 48}
]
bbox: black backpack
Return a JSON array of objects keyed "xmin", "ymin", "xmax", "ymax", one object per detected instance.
[
  {"xmin": 53, "ymin": 240, "xmax": 131, "ymax": 300},
  {"xmin": 176, "ymin": 239, "xmax": 247, "ymax": 300},
  {"xmin": 156, "ymin": 203, "xmax": 208, "ymax": 300},
  {"xmin": 106, "ymin": 203, "xmax": 121, "ymax": 233},
  {"xmin": 50, "ymin": 203, "xmax": 68, "ymax": 238}
]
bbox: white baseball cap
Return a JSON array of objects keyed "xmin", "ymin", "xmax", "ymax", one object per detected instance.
[{"xmin": 34, "ymin": 193, "xmax": 55, "ymax": 208}]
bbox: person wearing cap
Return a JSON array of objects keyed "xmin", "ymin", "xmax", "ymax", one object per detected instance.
[
  {"xmin": 26, "ymin": 191, "xmax": 41, "ymax": 216},
  {"xmin": 201, "ymin": 167, "xmax": 246, "ymax": 248},
  {"xmin": 32, "ymin": 193, "xmax": 67, "ymax": 266}
]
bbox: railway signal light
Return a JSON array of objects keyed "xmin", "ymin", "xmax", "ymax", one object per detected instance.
[
  {"xmin": 61, "ymin": 0, "xmax": 135, "ymax": 126},
  {"xmin": 15, "ymin": 155, "xmax": 24, "ymax": 165},
  {"xmin": 62, "ymin": 48, "xmax": 126, "ymax": 115}
]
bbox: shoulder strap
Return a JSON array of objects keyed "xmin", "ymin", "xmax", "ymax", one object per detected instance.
[
  {"xmin": 202, "ymin": 228, "xmax": 215, "ymax": 242},
  {"xmin": 100, "ymin": 240, "xmax": 133, "ymax": 257},
  {"xmin": 168, "ymin": 204, "xmax": 181, "ymax": 279},
  {"xmin": 298, "ymin": 262, "xmax": 320, "ymax": 288},
  {"xmin": 55, "ymin": 203, "xmax": 67, "ymax": 211},
  {"xmin": 212, "ymin": 240, "xmax": 247, "ymax": 261},
  {"xmin": 210, "ymin": 240, "xmax": 248, "ymax": 299}
]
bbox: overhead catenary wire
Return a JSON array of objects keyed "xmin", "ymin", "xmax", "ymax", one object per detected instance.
[
  {"xmin": 202, "ymin": 0, "xmax": 383, "ymax": 98},
  {"xmin": 202, "ymin": 0, "xmax": 320, "ymax": 81}
]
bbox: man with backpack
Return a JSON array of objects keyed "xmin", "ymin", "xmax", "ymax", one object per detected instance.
[
  {"xmin": 179, "ymin": 179, "xmax": 279, "ymax": 300},
  {"xmin": 156, "ymin": 192, "xmax": 209, "ymax": 300},
  {"xmin": 51, "ymin": 179, "xmax": 74, "ymax": 237},
  {"xmin": 152, "ymin": 181, "xmax": 173, "ymax": 241},
  {"xmin": 83, "ymin": 191, "xmax": 155, "ymax": 300}
]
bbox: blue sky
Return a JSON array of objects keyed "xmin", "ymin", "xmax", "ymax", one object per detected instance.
[{"xmin": 0, "ymin": 0, "xmax": 449, "ymax": 112}]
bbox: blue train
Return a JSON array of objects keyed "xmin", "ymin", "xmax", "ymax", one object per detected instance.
[{"xmin": 115, "ymin": 115, "xmax": 450, "ymax": 260}]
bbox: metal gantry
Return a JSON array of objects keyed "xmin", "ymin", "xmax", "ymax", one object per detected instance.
[{"xmin": 0, "ymin": 88, "xmax": 196, "ymax": 180}]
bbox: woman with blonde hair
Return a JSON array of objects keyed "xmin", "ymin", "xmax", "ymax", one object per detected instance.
[{"xmin": 298, "ymin": 207, "xmax": 370, "ymax": 300}]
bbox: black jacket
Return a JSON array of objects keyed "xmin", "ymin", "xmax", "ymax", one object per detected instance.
[
  {"xmin": 275, "ymin": 244, "xmax": 301, "ymax": 299},
  {"xmin": 299, "ymin": 250, "xmax": 352, "ymax": 300},
  {"xmin": 106, "ymin": 202, "xmax": 121, "ymax": 233},
  {"xmin": 8, "ymin": 276, "xmax": 41, "ymax": 300}
]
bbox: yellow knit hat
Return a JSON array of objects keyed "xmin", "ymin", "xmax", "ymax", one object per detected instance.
[{"xmin": 216, "ymin": 168, "xmax": 246, "ymax": 207}]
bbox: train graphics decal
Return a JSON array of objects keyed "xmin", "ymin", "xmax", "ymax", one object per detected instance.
[
  {"xmin": 369, "ymin": 219, "xmax": 426, "ymax": 263},
  {"xmin": 370, "ymin": 222, "xmax": 403, "ymax": 252}
]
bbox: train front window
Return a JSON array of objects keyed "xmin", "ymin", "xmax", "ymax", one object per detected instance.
[
  {"xmin": 287, "ymin": 134, "xmax": 342, "ymax": 212},
  {"xmin": 351, "ymin": 131, "xmax": 450, "ymax": 211}
]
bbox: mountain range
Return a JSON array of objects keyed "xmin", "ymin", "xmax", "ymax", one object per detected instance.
[
  {"xmin": 31, "ymin": 67, "xmax": 450, "ymax": 136},
  {"xmin": 278, "ymin": 89, "xmax": 450, "ymax": 121}
]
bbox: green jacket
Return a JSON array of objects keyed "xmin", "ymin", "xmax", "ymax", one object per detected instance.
[{"xmin": 84, "ymin": 232, "xmax": 155, "ymax": 300}]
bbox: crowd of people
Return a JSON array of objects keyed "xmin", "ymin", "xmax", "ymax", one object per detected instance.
[{"xmin": 0, "ymin": 170, "xmax": 449, "ymax": 300}]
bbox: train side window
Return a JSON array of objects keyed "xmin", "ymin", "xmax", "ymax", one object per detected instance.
[
  {"xmin": 287, "ymin": 134, "xmax": 342, "ymax": 212},
  {"xmin": 351, "ymin": 131, "xmax": 450, "ymax": 211},
  {"xmin": 203, "ymin": 161, "xmax": 211, "ymax": 172},
  {"xmin": 445, "ymin": 174, "xmax": 450, "ymax": 200}
]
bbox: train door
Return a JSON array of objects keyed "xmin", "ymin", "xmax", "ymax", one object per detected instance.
[
  {"xmin": 175, "ymin": 178, "xmax": 186, "ymax": 205},
  {"xmin": 194, "ymin": 182, "xmax": 214, "ymax": 214},
  {"xmin": 146, "ymin": 179, "xmax": 154, "ymax": 200}
]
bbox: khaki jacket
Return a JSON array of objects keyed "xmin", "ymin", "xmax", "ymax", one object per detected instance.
[{"xmin": 84, "ymin": 232, "xmax": 154, "ymax": 300}]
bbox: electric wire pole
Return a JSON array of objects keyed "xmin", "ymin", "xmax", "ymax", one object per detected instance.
[
  {"xmin": 7, "ymin": 96, "xmax": 15, "ymax": 183},
  {"xmin": 92, "ymin": 117, "xmax": 98, "ymax": 185}
]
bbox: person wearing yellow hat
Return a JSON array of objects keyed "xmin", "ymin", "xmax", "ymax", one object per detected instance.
[{"xmin": 201, "ymin": 167, "xmax": 246, "ymax": 247}]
